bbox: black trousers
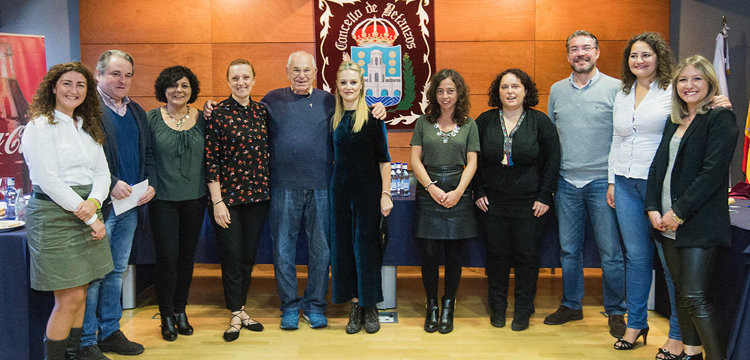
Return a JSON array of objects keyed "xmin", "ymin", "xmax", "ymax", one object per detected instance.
[
  {"xmin": 482, "ymin": 213, "xmax": 541, "ymax": 316},
  {"xmin": 149, "ymin": 197, "xmax": 206, "ymax": 315},
  {"xmin": 660, "ymin": 237, "xmax": 727, "ymax": 359},
  {"xmin": 213, "ymin": 201, "xmax": 269, "ymax": 311},
  {"xmin": 419, "ymin": 238, "xmax": 465, "ymax": 299}
]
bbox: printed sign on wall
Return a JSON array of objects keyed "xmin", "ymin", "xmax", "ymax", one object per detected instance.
[{"xmin": 315, "ymin": 0, "xmax": 435, "ymax": 128}]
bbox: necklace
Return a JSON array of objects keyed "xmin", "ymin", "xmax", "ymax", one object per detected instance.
[
  {"xmin": 166, "ymin": 106, "xmax": 190, "ymax": 129},
  {"xmin": 434, "ymin": 122, "xmax": 460, "ymax": 143}
]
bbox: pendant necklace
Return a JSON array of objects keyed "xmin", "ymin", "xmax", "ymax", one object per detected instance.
[
  {"xmin": 434, "ymin": 122, "xmax": 460, "ymax": 143},
  {"xmin": 166, "ymin": 106, "xmax": 190, "ymax": 129}
]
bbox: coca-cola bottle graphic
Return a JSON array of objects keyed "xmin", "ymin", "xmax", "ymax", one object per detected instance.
[{"xmin": 0, "ymin": 42, "xmax": 30, "ymax": 193}]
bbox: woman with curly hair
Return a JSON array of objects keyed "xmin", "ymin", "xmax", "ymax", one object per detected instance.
[
  {"xmin": 410, "ymin": 68, "xmax": 479, "ymax": 334},
  {"xmin": 22, "ymin": 62, "xmax": 112, "ymax": 359},
  {"xmin": 146, "ymin": 66, "xmax": 206, "ymax": 341},
  {"xmin": 473, "ymin": 68, "xmax": 560, "ymax": 332},
  {"xmin": 607, "ymin": 33, "xmax": 730, "ymax": 356}
]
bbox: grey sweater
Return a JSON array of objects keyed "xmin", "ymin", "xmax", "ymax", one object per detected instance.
[{"xmin": 547, "ymin": 70, "xmax": 620, "ymax": 185}]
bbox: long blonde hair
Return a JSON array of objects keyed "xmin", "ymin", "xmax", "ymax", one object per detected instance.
[
  {"xmin": 332, "ymin": 61, "xmax": 369, "ymax": 133},
  {"xmin": 670, "ymin": 55, "xmax": 719, "ymax": 124}
]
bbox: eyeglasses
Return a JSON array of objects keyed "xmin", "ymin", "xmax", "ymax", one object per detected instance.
[{"xmin": 568, "ymin": 46, "xmax": 596, "ymax": 54}]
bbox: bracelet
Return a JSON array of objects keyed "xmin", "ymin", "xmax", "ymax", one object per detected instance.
[
  {"xmin": 213, "ymin": 199, "xmax": 224, "ymax": 205},
  {"xmin": 88, "ymin": 198, "xmax": 101, "ymax": 209},
  {"xmin": 381, "ymin": 191, "xmax": 392, "ymax": 200},
  {"xmin": 424, "ymin": 180, "xmax": 437, "ymax": 190},
  {"xmin": 671, "ymin": 212, "xmax": 685, "ymax": 225}
]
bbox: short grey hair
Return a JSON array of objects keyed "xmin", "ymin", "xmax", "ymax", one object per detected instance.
[
  {"xmin": 286, "ymin": 51, "xmax": 316, "ymax": 70},
  {"xmin": 565, "ymin": 30, "xmax": 599, "ymax": 52},
  {"xmin": 96, "ymin": 50, "xmax": 134, "ymax": 74}
]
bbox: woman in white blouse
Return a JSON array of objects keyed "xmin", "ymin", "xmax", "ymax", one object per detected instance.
[
  {"xmin": 607, "ymin": 33, "xmax": 730, "ymax": 357},
  {"xmin": 22, "ymin": 62, "xmax": 112, "ymax": 360}
]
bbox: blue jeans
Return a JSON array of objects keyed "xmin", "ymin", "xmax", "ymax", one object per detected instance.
[
  {"xmin": 655, "ymin": 240, "xmax": 682, "ymax": 340},
  {"xmin": 556, "ymin": 177, "xmax": 625, "ymax": 314},
  {"xmin": 614, "ymin": 175, "xmax": 654, "ymax": 329},
  {"xmin": 269, "ymin": 188, "xmax": 330, "ymax": 314},
  {"xmin": 81, "ymin": 208, "xmax": 138, "ymax": 347}
]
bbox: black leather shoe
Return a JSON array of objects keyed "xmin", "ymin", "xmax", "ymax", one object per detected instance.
[
  {"xmin": 79, "ymin": 345, "xmax": 110, "ymax": 360},
  {"xmin": 511, "ymin": 314, "xmax": 530, "ymax": 331},
  {"xmin": 160, "ymin": 315, "xmax": 178, "ymax": 341},
  {"xmin": 98, "ymin": 330, "xmax": 144, "ymax": 355},
  {"xmin": 608, "ymin": 314, "xmax": 627, "ymax": 338},
  {"xmin": 363, "ymin": 305, "xmax": 380, "ymax": 333},
  {"xmin": 345, "ymin": 302, "xmax": 363, "ymax": 334},
  {"xmin": 424, "ymin": 298, "xmax": 439, "ymax": 333},
  {"xmin": 438, "ymin": 297, "xmax": 455, "ymax": 334},
  {"xmin": 490, "ymin": 309, "xmax": 506, "ymax": 328},
  {"xmin": 681, "ymin": 353, "xmax": 703, "ymax": 360},
  {"xmin": 175, "ymin": 313, "xmax": 194, "ymax": 336}
]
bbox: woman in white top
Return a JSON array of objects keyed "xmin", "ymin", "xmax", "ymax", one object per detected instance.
[
  {"xmin": 608, "ymin": 33, "xmax": 730, "ymax": 357},
  {"xmin": 22, "ymin": 62, "xmax": 112, "ymax": 360}
]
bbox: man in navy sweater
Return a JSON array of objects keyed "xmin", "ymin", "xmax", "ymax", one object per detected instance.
[{"xmin": 80, "ymin": 50, "xmax": 155, "ymax": 360}]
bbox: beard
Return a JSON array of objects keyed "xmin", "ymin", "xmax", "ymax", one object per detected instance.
[{"xmin": 570, "ymin": 56, "xmax": 595, "ymax": 74}]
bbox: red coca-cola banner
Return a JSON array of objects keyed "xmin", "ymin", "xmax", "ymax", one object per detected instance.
[
  {"xmin": 0, "ymin": 33, "xmax": 46, "ymax": 192},
  {"xmin": 315, "ymin": 0, "xmax": 435, "ymax": 129}
]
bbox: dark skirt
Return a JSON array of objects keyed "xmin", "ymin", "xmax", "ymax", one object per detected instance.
[
  {"xmin": 26, "ymin": 185, "xmax": 113, "ymax": 291},
  {"xmin": 414, "ymin": 165, "xmax": 478, "ymax": 239}
]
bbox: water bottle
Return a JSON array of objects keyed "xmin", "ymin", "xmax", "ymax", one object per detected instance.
[
  {"xmin": 5, "ymin": 178, "xmax": 16, "ymax": 219},
  {"xmin": 401, "ymin": 163, "xmax": 410, "ymax": 197},
  {"xmin": 390, "ymin": 163, "xmax": 398, "ymax": 196},
  {"xmin": 13, "ymin": 188, "xmax": 24, "ymax": 221},
  {"xmin": 394, "ymin": 163, "xmax": 403, "ymax": 197}
]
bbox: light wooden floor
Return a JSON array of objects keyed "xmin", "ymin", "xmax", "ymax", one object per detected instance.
[{"xmin": 113, "ymin": 265, "xmax": 670, "ymax": 360}]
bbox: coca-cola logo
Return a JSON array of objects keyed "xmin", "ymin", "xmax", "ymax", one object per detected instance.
[{"xmin": 0, "ymin": 125, "xmax": 24, "ymax": 155}]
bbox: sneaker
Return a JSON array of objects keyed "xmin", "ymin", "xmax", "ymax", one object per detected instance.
[
  {"xmin": 79, "ymin": 345, "xmax": 111, "ymax": 360},
  {"xmin": 98, "ymin": 330, "xmax": 144, "ymax": 355},
  {"xmin": 608, "ymin": 314, "xmax": 627, "ymax": 338},
  {"xmin": 303, "ymin": 313, "xmax": 328, "ymax": 329},
  {"xmin": 543, "ymin": 305, "xmax": 583, "ymax": 325},
  {"xmin": 280, "ymin": 310, "xmax": 299, "ymax": 330}
]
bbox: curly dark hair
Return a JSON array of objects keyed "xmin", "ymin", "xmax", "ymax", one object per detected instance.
[
  {"xmin": 29, "ymin": 62, "xmax": 104, "ymax": 144},
  {"xmin": 154, "ymin": 66, "xmax": 200, "ymax": 104},
  {"xmin": 488, "ymin": 68, "xmax": 538, "ymax": 109},
  {"xmin": 424, "ymin": 69, "xmax": 471, "ymax": 126},
  {"xmin": 621, "ymin": 32, "xmax": 674, "ymax": 94}
]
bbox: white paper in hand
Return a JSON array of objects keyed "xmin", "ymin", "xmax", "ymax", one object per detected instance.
[{"xmin": 111, "ymin": 180, "xmax": 149, "ymax": 216}]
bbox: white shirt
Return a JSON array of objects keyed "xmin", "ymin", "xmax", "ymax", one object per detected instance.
[
  {"xmin": 608, "ymin": 82, "xmax": 671, "ymax": 182},
  {"xmin": 22, "ymin": 110, "xmax": 110, "ymax": 224}
]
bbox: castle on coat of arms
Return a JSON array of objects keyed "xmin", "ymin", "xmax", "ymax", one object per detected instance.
[{"xmin": 351, "ymin": 16, "xmax": 403, "ymax": 106}]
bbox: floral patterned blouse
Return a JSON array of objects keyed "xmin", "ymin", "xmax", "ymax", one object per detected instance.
[{"xmin": 205, "ymin": 96, "xmax": 270, "ymax": 205}]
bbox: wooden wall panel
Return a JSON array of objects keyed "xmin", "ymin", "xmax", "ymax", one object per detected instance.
[
  {"xmin": 78, "ymin": 0, "xmax": 212, "ymax": 44},
  {"xmin": 81, "ymin": 44, "xmax": 213, "ymax": 98},
  {"xmin": 211, "ymin": 0, "xmax": 314, "ymax": 43},
  {"xmin": 209, "ymin": 43, "xmax": 315, "ymax": 100},
  {"xmin": 535, "ymin": 0, "xmax": 669, "ymax": 41},
  {"xmin": 435, "ymin": 0, "xmax": 535, "ymax": 41},
  {"xmin": 534, "ymin": 40, "xmax": 627, "ymax": 94},
  {"xmin": 436, "ymin": 42, "xmax": 535, "ymax": 96}
]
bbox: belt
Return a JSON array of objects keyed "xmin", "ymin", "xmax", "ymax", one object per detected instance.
[{"xmin": 31, "ymin": 192, "xmax": 53, "ymax": 201}]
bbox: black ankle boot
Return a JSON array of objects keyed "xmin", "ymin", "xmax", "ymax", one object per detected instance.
[
  {"xmin": 363, "ymin": 305, "xmax": 380, "ymax": 333},
  {"xmin": 175, "ymin": 312, "xmax": 194, "ymax": 335},
  {"xmin": 161, "ymin": 314, "xmax": 178, "ymax": 341},
  {"xmin": 45, "ymin": 336, "xmax": 67, "ymax": 360},
  {"xmin": 65, "ymin": 327, "xmax": 82, "ymax": 360},
  {"xmin": 438, "ymin": 297, "xmax": 455, "ymax": 334},
  {"xmin": 345, "ymin": 302, "xmax": 363, "ymax": 334},
  {"xmin": 424, "ymin": 298, "xmax": 439, "ymax": 333}
]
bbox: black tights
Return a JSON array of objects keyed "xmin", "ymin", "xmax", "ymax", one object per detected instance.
[
  {"xmin": 660, "ymin": 237, "xmax": 727, "ymax": 360},
  {"xmin": 419, "ymin": 238, "xmax": 465, "ymax": 299}
]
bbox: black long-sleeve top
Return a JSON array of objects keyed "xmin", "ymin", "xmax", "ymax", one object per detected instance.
[
  {"xmin": 473, "ymin": 108, "xmax": 561, "ymax": 217},
  {"xmin": 645, "ymin": 108, "xmax": 738, "ymax": 248}
]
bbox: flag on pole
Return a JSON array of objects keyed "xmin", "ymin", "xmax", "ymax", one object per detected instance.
[
  {"xmin": 743, "ymin": 101, "xmax": 750, "ymax": 183},
  {"xmin": 713, "ymin": 31, "xmax": 730, "ymax": 96}
]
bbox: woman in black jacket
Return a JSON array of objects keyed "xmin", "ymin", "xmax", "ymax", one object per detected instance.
[
  {"xmin": 645, "ymin": 54, "xmax": 738, "ymax": 360},
  {"xmin": 473, "ymin": 68, "xmax": 560, "ymax": 331}
]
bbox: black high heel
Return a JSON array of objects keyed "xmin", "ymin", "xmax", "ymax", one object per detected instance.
[
  {"xmin": 160, "ymin": 314, "xmax": 178, "ymax": 341},
  {"xmin": 174, "ymin": 313, "xmax": 193, "ymax": 335},
  {"xmin": 655, "ymin": 348, "xmax": 684, "ymax": 360},
  {"xmin": 680, "ymin": 353, "xmax": 703, "ymax": 360},
  {"xmin": 614, "ymin": 327, "xmax": 649, "ymax": 350},
  {"xmin": 424, "ymin": 298, "xmax": 439, "ymax": 333},
  {"xmin": 438, "ymin": 297, "xmax": 455, "ymax": 334}
]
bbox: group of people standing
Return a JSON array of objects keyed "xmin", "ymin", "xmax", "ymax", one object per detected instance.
[{"xmin": 21, "ymin": 27, "xmax": 736, "ymax": 360}]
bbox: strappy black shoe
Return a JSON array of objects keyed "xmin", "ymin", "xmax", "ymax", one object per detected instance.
[
  {"xmin": 223, "ymin": 312, "xmax": 242, "ymax": 342},
  {"xmin": 614, "ymin": 327, "xmax": 649, "ymax": 350},
  {"xmin": 655, "ymin": 348, "xmax": 684, "ymax": 360}
]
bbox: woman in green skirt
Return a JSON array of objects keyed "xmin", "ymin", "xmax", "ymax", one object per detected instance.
[{"xmin": 22, "ymin": 62, "xmax": 113, "ymax": 360}]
